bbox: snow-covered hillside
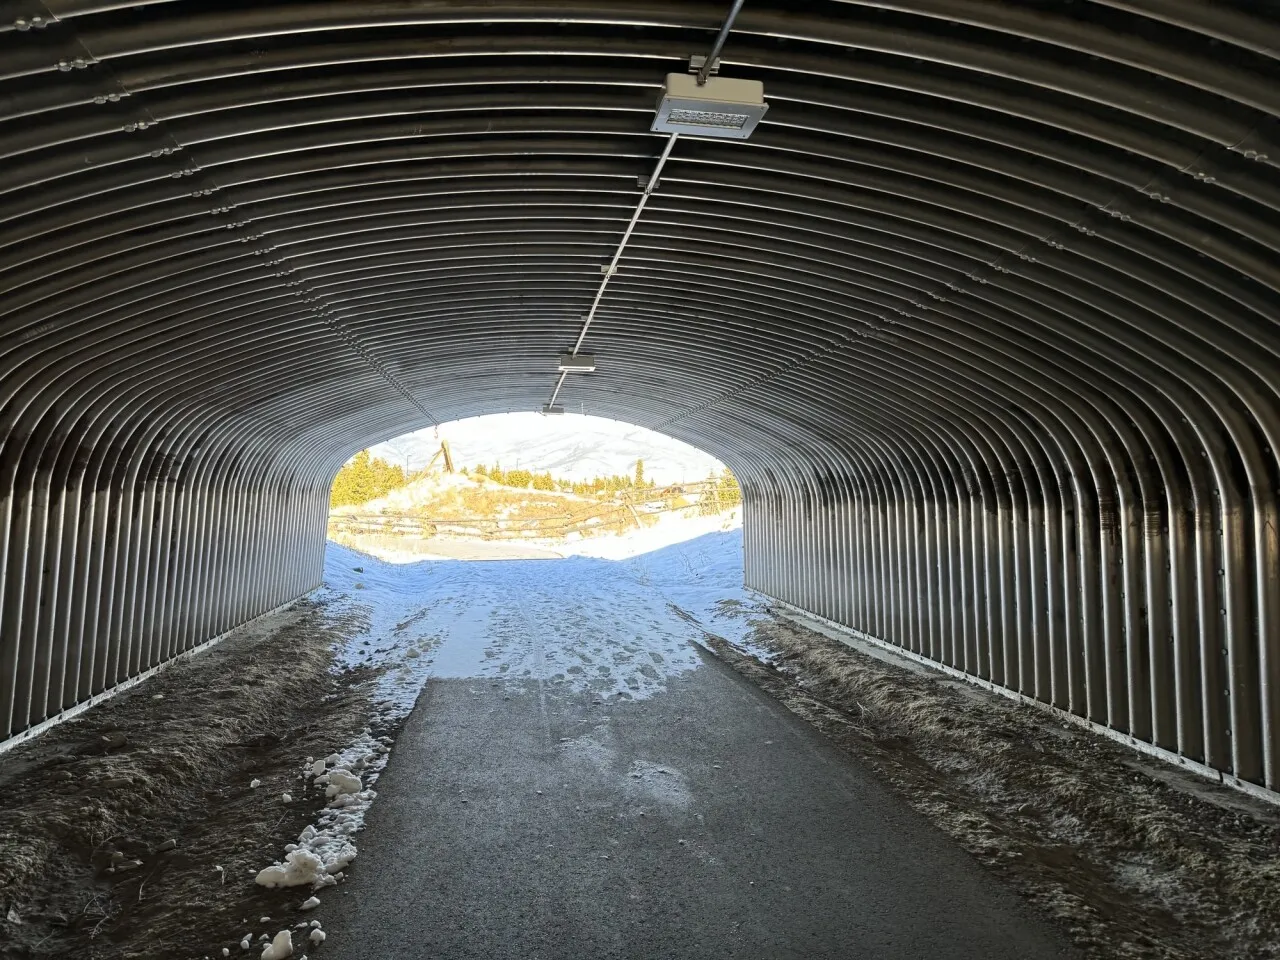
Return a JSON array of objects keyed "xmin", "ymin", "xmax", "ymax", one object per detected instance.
[{"xmin": 370, "ymin": 413, "xmax": 723, "ymax": 485}]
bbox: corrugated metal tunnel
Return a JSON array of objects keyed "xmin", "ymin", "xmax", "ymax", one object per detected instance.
[{"xmin": 2, "ymin": 0, "xmax": 1280, "ymax": 798}]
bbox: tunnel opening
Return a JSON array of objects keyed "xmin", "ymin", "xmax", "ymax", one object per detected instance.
[
  {"xmin": 0, "ymin": 0, "xmax": 1278, "ymax": 806},
  {"xmin": 325, "ymin": 412, "xmax": 742, "ymax": 563}
]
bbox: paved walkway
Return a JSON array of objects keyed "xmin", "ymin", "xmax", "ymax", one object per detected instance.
[{"xmin": 322, "ymin": 573, "xmax": 1075, "ymax": 960}]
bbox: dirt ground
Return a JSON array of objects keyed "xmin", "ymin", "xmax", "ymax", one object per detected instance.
[
  {"xmin": 0, "ymin": 594, "xmax": 382, "ymax": 960},
  {"xmin": 695, "ymin": 599, "xmax": 1280, "ymax": 960}
]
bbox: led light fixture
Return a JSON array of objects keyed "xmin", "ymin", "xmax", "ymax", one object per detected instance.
[
  {"xmin": 558, "ymin": 353, "xmax": 596, "ymax": 373},
  {"xmin": 651, "ymin": 73, "xmax": 767, "ymax": 139}
]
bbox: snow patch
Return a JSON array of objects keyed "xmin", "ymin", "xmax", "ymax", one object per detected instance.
[{"xmin": 255, "ymin": 733, "xmax": 389, "ymax": 890}]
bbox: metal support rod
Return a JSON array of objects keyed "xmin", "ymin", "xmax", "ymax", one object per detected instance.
[
  {"xmin": 547, "ymin": 131, "xmax": 679, "ymax": 408},
  {"xmin": 548, "ymin": 0, "xmax": 748, "ymax": 411},
  {"xmin": 698, "ymin": 0, "xmax": 747, "ymax": 85}
]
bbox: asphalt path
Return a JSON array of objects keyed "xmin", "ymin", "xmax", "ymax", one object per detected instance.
[{"xmin": 323, "ymin": 596, "xmax": 1076, "ymax": 960}]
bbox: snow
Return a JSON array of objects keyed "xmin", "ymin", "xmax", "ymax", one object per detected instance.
[
  {"xmin": 322, "ymin": 511, "xmax": 752, "ymax": 724},
  {"xmin": 324, "ymin": 770, "xmax": 362, "ymax": 799},
  {"xmin": 551, "ymin": 509, "xmax": 741, "ymax": 561},
  {"xmin": 260, "ymin": 930, "xmax": 292, "ymax": 960},
  {"xmin": 254, "ymin": 850, "xmax": 327, "ymax": 889},
  {"xmin": 299, "ymin": 896, "xmax": 320, "ymax": 911},
  {"xmin": 255, "ymin": 733, "xmax": 386, "ymax": 892}
]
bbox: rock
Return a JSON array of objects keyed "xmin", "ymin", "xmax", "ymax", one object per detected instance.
[
  {"xmin": 101, "ymin": 731, "xmax": 128, "ymax": 751},
  {"xmin": 101, "ymin": 777, "xmax": 132, "ymax": 790},
  {"xmin": 155, "ymin": 839, "xmax": 178, "ymax": 853},
  {"xmin": 114, "ymin": 860, "xmax": 143, "ymax": 873}
]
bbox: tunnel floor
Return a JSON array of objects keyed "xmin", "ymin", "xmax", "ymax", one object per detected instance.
[{"xmin": 319, "ymin": 609, "xmax": 1072, "ymax": 960}]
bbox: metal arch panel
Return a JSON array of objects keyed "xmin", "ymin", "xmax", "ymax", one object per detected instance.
[{"xmin": 1, "ymin": 0, "xmax": 1279, "ymax": 798}]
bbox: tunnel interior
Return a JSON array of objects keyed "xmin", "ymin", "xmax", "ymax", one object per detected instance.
[{"xmin": 2, "ymin": 0, "xmax": 1280, "ymax": 796}]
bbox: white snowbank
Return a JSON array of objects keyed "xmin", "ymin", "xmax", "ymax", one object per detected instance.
[{"xmin": 551, "ymin": 508, "xmax": 741, "ymax": 561}]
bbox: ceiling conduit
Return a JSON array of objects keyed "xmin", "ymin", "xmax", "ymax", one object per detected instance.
[{"xmin": 0, "ymin": 0, "xmax": 1278, "ymax": 804}]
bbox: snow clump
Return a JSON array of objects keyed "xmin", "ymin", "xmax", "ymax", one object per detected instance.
[
  {"xmin": 255, "ymin": 732, "xmax": 390, "ymax": 889},
  {"xmin": 255, "ymin": 849, "xmax": 331, "ymax": 889},
  {"xmin": 260, "ymin": 930, "xmax": 293, "ymax": 960},
  {"xmin": 325, "ymin": 769, "xmax": 362, "ymax": 799}
]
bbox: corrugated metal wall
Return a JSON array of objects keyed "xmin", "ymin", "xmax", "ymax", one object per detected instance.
[
  {"xmin": 2, "ymin": 0, "xmax": 1280, "ymax": 800},
  {"xmin": 0, "ymin": 443, "xmax": 330, "ymax": 742}
]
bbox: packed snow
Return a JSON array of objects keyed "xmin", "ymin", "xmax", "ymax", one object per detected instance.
[{"xmin": 323, "ymin": 510, "xmax": 752, "ymax": 722}]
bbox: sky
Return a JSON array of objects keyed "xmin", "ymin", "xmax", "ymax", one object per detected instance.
[{"xmin": 368, "ymin": 413, "xmax": 725, "ymax": 485}]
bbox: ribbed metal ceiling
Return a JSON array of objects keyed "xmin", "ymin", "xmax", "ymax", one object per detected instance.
[{"xmin": 3, "ymin": 1, "xmax": 1280, "ymax": 797}]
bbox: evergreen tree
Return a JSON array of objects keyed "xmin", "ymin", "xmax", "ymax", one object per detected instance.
[
  {"xmin": 330, "ymin": 449, "xmax": 406, "ymax": 508},
  {"xmin": 634, "ymin": 459, "xmax": 645, "ymax": 488},
  {"xmin": 719, "ymin": 468, "xmax": 741, "ymax": 506}
]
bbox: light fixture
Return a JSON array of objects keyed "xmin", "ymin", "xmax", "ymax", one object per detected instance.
[
  {"xmin": 651, "ymin": 73, "xmax": 768, "ymax": 139},
  {"xmin": 541, "ymin": 404, "xmax": 566, "ymax": 416},
  {"xmin": 558, "ymin": 353, "xmax": 596, "ymax": 373}
]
